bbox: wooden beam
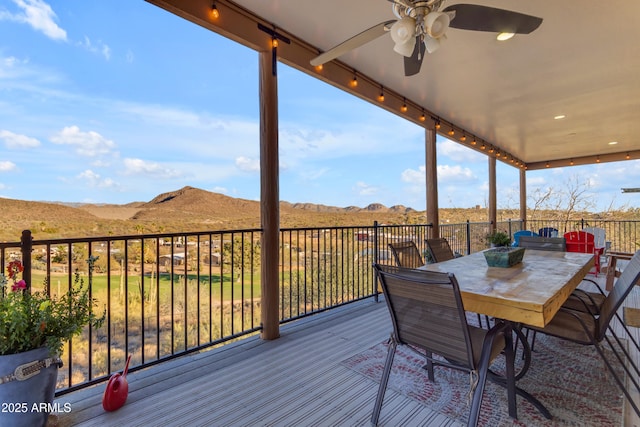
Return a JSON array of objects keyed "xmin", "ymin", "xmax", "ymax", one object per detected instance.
[{"xmin": 527, "ymin": 149, "xmax": 640, "ymax": 170}]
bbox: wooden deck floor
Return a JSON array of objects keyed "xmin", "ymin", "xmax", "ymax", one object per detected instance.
[{"xmin": 51, "ymin": 272, "xmax": 640, "ymax": 427}]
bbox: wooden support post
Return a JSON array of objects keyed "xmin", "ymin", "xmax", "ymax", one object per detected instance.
[
  {"xmin": 519, "ymin": 169, "xmax": 527, "ymax": 230},
  {"xmin": 488, "ymin": 157, "xmax": 497, "ymax": 231},
  {"xmin": 425, "ymin": 121, "xmax": 439, "ymax": 239},
  {"xmin": 259, "ymin": 50, "xmax": 280, "ymax": 340}
]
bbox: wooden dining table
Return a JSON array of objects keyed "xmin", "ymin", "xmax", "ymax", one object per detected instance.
[
  {"xmin": 420, "ymin": 249, "xmax": 595, "ymax": 328},
  {"xmin": 420, "ymin": 248, "xmax": 595, "ymax": 419}
]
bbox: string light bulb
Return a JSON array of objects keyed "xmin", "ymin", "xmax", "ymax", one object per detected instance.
[
  {"xmin": 471, "ymin": 138, "xmax": 477, "ymax": 146},
  {"xmin": 377, "ymin": 88, "xmax": 385, "ymax": 102},
  {"xmin": 570, "ymin": 159, "xmax": 574, "ymax": 166},
  {"xmin": 211, "ymin": 2, "xmax": 220, "ymax": 19},
  {"xmin": 314, "ymin": 64, "xmax": 323, "ymax": 72},
  {"xmin": 448, "ymin": 128, "xmax": 455, "ymax": 136},
  {"xmin": 460, "ymin": 134, "xmax": 466, "ymax": 142},
  {"xmin": 419, "ymin": 111, "xmax": 426, "ymax": 122},
  {"xmin": 435, "ymin": 121, "xmax": 441, "ymax": 130},
  {"xmin": 349, "ymin": 74, "xmax": 358, "ymax": 88},
  {"xmin": 271, "ymin": 37, "xmax": 278, "ymax": 48},
  {"xmin": 626, "ymin": 153, "xmax": 631, "ymax": 160},
  {"xmin": 596, "ymin": 156, "xmax": 600, "ymax": 163},
  {"xmin": 400, "ymin": 101, "xmax": 408, "ymax": 113}
]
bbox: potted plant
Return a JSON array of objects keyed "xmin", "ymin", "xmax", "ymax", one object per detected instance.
[
  {"xmin": 486, "ymin": 230, "xmax": 511, "ymax": 247},
  {"xmin": 0, "ymin": 257, "xmax": 104, "ymax": 427},
  {"xmin": 484, "ymin": 230, "xmax": 526, "ymax": 267}
]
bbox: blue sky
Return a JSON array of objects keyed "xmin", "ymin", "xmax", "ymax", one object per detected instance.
[{"xmin": 0, "ymin": 0, "xmax": 637, "ymax": 212}]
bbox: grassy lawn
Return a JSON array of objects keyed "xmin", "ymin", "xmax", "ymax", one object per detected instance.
[{"xmin": 30, "ymin": 271, "xmax": 262, "ymax": 303}]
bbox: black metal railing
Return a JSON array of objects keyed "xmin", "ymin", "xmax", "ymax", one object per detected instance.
[{"xmin": 1, "ymin": 217, "xmax": 638, "ymax": 395}]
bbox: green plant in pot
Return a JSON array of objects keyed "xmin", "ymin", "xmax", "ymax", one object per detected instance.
[
  {"xmin": 486, "ymin": 230, "xmax": 511, "ymax": 247},
  {"xmin": 0, "ymin": 257, "xmax": 105, "ymax": 427}
]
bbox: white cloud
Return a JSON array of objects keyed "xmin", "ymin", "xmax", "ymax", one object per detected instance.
[
  {"xmin": 0, "ymin": 0, "xmax": 67, "ymax": 41},
  {"xmin": 77, "ymin": 169, "xmax": 117, "ymax": 188},
  {"xmin": 0, "ymin": 130, "xmax": 40, "ymax": 148},
  {"xmin": 439, "ymin": 139, "xmax": 485, "ymax": 163},
  {"xmin": 299, "ymin": 167, "xmax": 328, "ymax": 181},
  {"xmin": 0, "ymin": 161, "xmax": 17, "ymax": 172},
  {"xmin": 50, "ymin": 126, "xmax": 116, "ymax": 157},
  {"xmin": 438, "ymin": 164, "xmax": 476, "ymax": 183},
  {"xmin": 211, "ymin": 186, "xmax": 228, "ymax": 194},
  {"xmin": 235, "ymin": 156, "xmax": 260, "ymax": 172},
  {"xmin": 401, "ymin": 166, "xmax": 425, "ymax": 184},
  {"xmin": 77, "ymin": 36, "xmax": 111, "ymax": 60},
  {"xmin": 401, "ymin": 164, "xmax": 476, "ymax": 185},
  {"xmin": 353, "ymin": 181, "xmax": 378, "ymax": 196},
  {"xmin": 122, "ymin": 158, "xmax": 182, "ymax": 179}
]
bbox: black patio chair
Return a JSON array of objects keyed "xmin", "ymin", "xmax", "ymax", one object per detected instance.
[
  {"xmin": 525, "ymin": 250, "xmax": 640, "ymax": 417},
  {"xmin": 387, "ymin": 241, "xmax": 424, "ymax": 268},
  {"xmin": 371, "ymin": 264, "xmax": 517, "ymax": 427},
  {"xmin": 426, "ymin": 237, "xmax": 488, "ymax": 328},
  {"xmin": 425, "ymin": 237, "xmax": 455, "ymax": 263}
]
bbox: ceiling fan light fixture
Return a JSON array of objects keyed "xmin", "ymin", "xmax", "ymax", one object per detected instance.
[
  {"xmin": 390, "ymin": 17, "xmax": 416, "ymax": 57},
  {"xmin": 425, "ymin": 11, "xmax": 451, "ymax": 39},
  {"xmin": 424, "ymin": 34, "xmax": 444, "ymax": 53},
  {"xmin": 496, "ymin": 32, "xmax": 515, "ymax": 41}
]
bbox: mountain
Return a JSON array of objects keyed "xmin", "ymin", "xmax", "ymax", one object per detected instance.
[{"xmin": 0, "ymin": 186, "xmax": 431, "ymax": 241}]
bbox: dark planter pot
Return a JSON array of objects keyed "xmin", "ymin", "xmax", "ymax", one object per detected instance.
[
  {"xmin": 0, "ymin": 347, "xmax": 59, "ymax": 427},
  {"xmin": 484, "ymin": 247, "xmax": 526, "ymax": 268}
]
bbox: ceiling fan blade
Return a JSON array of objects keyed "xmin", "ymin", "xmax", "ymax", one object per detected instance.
[
  {"xmin": 443, "ymin": 4, "xmax": 542, "ymax": 34},
  {"xmin": 403, "ymin": 37, "xmax": 424, "ymax": 77},
  {"xmin": 310, "ymin": 20, "xmax": 396, "ymax": 66}
]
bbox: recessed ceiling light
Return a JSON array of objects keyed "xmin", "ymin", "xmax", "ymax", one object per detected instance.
[
  {"xmin": 497, "ymin": 32, "xmax": 515, "ymax": 41},
  {"xmin": 554, "ymin": 115, "xmax": 566, "ymax": 120},
  {"xmin": 609, "ymin": 141, "xmax": 618, "ymax": 145}
]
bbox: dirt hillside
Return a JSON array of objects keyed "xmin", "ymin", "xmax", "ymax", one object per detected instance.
[{"xmin": 0, "ymin": 185, "xmax": 567, "ymax": 241}]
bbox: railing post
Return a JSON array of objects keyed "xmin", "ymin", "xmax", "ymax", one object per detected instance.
[
  {"xmin": 20, "ymin": 229, "xmax": 32, "ymax": 291},
  {"xmin": 373, "ymin": 221, "xmax": 379, "ymax": 302},
  {"xmin": 466, "ymin": 220, "xmax": 471, "ymax": 255}
]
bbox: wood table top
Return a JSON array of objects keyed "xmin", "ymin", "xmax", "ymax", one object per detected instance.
[{"xmin": 420, "ymin": 249, "xmax": 594, "ymax": 327}]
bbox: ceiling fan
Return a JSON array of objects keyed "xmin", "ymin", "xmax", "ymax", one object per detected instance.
[{"xmin": 310, "ymin": 1, "xmax": 543, "ymax": 76}]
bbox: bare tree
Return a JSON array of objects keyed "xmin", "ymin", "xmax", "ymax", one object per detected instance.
[{"xmin": 527, "ymin": 174, "xmax": 596, "ymax": 227}]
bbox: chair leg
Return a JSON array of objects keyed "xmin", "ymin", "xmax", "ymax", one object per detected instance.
[
  {"xmin": 371, "ymin": 339, "xmax": 397, "ymax": 426},
  {"xmin": 425, "ymin": 351, "xmax": 435, "ymax": 381},
  {"xmin": 469, "ymin": 326, "xmax": 517, "ymax": 426},
  {"xmin": 593, "ymin": 338, "xmax": 640, "ymax": 418},
  {"xmin": 603, "ymin": 333, "xmax": 640, "ymax": 391}
]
